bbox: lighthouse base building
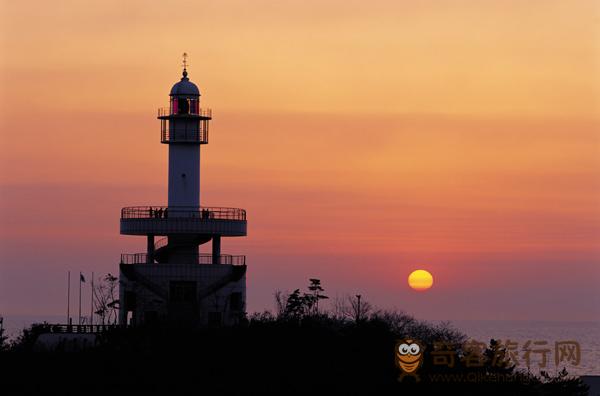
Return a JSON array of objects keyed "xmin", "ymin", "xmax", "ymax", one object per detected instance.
[
  {"xmin": 118, "ymin": 61, "xmax": 248, "ymax": 327},
  {"xmin": 119, "ymin": 262, "xmax": 246, "ymax": 327}
]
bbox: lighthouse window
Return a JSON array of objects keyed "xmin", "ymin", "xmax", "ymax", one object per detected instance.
[
  {"xmin": 178, "ymin": 98, "xmax": 190, "ymax": 115},
  {"xmin": 189, "ymin": 99, "xmax": 198, "ymax": 114}
]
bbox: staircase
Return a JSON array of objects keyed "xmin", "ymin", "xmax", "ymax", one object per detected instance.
[
  {"xmin": 119, "ymin": 264, "xmax": 168, "ymax": 301},
  {"xmin": 153, "ymin": 235, "xmax": 212, "ymax": 263},
  {"xmin": 198, "ymin": 265, "xmax": 247, "ymax": 301}
]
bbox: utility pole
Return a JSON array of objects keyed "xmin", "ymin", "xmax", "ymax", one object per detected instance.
[
  {"xmin": 90, "ymin": 272, "xmax": 94, "ymax": 327},
  {"xmin": 355, "ymin": 294, "xmax": 361, "ymax": 323},
  {"xmin": 67, "ymin": 271, "xmax": 70, "ymax": 325},
  {"xmin": 78, "ymin": 272, "xmax": 82, "ymax": 325}
]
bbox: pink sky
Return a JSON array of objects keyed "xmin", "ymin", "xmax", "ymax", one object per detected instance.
[{"xmin": 1, "ymin": 0, "xmax": 599, "ymax": 321}]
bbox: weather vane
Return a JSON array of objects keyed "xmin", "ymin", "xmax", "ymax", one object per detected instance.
[{"xmin": 182, "ymin": 52, "xmax": 188, "ymax": 70}]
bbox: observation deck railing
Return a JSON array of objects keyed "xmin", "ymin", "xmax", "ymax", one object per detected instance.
[
  {"xmin": 120, "ymin": 253, "xmax": 246, "ymax": 266},
  {"xmin": 121, "ymin": 206, "xmax": 246, "ymax": 221},
  {"xmin": 120, "ymin": 206, "xmax": 247, "ymax": 236}
]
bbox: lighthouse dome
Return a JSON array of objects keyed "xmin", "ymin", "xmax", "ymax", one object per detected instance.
[{"xmin": 170, "ymin": 69, "xmax": 200, "ymax": 96}]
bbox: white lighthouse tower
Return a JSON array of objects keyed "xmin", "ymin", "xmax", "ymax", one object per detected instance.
[{"xmin": 119, "ymin": 55, "xmax": 247, "ymax": 327}]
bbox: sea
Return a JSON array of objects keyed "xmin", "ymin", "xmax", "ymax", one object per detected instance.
[
  {"xmin": 2, "ymin": 315, "xmax": 598, "ymax": 376},
  {"xmin": 447, "ymin": 320, "xmax": 600, "ymax": 377}
]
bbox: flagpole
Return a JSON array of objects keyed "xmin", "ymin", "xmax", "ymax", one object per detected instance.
[
  {"xmin": 67, "ymin": 271, "xmax": 70, "ymax": 325},
  {"xmin": 90, "ymin": 272, "xmax": 94, "ymax": 327},
  {"xmin": 78, "ymin": 272, "xmax": 82, "ymax": 325}
]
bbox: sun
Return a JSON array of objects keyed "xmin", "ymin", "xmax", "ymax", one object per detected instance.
[{"xmin": 408, "ymin": 269, "xmax": 434, "ymax": 291}]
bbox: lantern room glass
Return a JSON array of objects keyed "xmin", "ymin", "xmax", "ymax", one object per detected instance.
[{"xmin": 171, "ymin": 98, "xmax": 199, "ymax": 115}]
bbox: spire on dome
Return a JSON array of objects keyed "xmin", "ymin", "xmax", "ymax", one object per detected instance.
[
  {"xmin": 182, "ymin": 52, "xmax": 189, "ymax": 80},
  {"xmin": 170, "ymin": 53, "xmax": 200, "ymax": 96}
]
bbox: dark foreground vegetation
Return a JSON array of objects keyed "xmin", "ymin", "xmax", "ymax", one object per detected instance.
[{"xmin": 0, "ymin": 281, "xmax": 589, "ymax": 395}]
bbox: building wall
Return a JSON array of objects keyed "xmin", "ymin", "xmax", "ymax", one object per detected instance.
[
  {"xmin": 119, "ymin": 263, "xmax": 246, "ymax": 327},
  {"xmin": 168, "ymin": 144, "xmax": 200, "ymax": 208}
]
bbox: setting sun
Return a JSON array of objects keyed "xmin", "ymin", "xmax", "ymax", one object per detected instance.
[{"xmin": 408, "ymin": 270, "xmax": 434, "ymax": 291}]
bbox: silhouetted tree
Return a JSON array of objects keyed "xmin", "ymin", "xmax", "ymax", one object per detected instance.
[
  {"xmin": 274, "ymin": 290, "xmax": 286, "ymax": 317},
  {"xmin": 539, "ymin": 368, "xmax": 589, "ymax": 395},
  {"xmin": 9, "ymin": 322, "xmax": 51, "ymax": 352},
  {"xmin": 306, "ymin": 278, "xmax": 328, "ymax": 315},
  {"xmin": 281, "ymin": 279, "xmax": 329, "ymax": 320},
  {"xmin": 93, "ymin": 273, "xmax": 119, "ymax": 324},
  {"xmin": 0, "ymin": 316, "xmax": 7, "ymax": 352},
  {"xmin": 483, "ymin": 338, "xmax": 516, "ymax": 373},
  {"xmin": 283, "ymin": 289, "xmax": 305, "ymax": 320},
  {"xmin": 333, "ymin": 294, "xmax": 372, "ymax": 323}
]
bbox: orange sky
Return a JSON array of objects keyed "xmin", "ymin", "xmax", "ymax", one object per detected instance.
[{"xmin": 1, "ymin": 0, "xmax": 599, "ymax": 320}]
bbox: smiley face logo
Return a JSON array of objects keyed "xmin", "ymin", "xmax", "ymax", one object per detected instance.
[{"xmin": 395, "ymin": 339, "xmax": 425, "ymax": 382}]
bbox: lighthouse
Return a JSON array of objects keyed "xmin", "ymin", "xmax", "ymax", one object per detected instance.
[{"xmin": 118, "ymin": 55, "xmax": 247, "ymax": 327}]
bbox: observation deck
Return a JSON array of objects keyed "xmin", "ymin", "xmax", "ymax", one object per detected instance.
[{"xmin": 120, "ymin": 206, "xmax": 247, "ymax": 236}]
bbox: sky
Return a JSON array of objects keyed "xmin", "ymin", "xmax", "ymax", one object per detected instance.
[{"xmin": 1, "ymin": 0, "xmax": 599, "ymax": 321}]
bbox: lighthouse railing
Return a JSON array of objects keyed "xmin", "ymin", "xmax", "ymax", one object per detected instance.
[
  {"xmin": 160, "ymin": 118, "xmax": 209, "ymax": 144},
  {"xmin": 157, "ymin": 107, "xmax": 212, "ymax": 118},
  {"xmin": 120, "ymin": 253, "xmax": 246, "ymax": 266}
]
